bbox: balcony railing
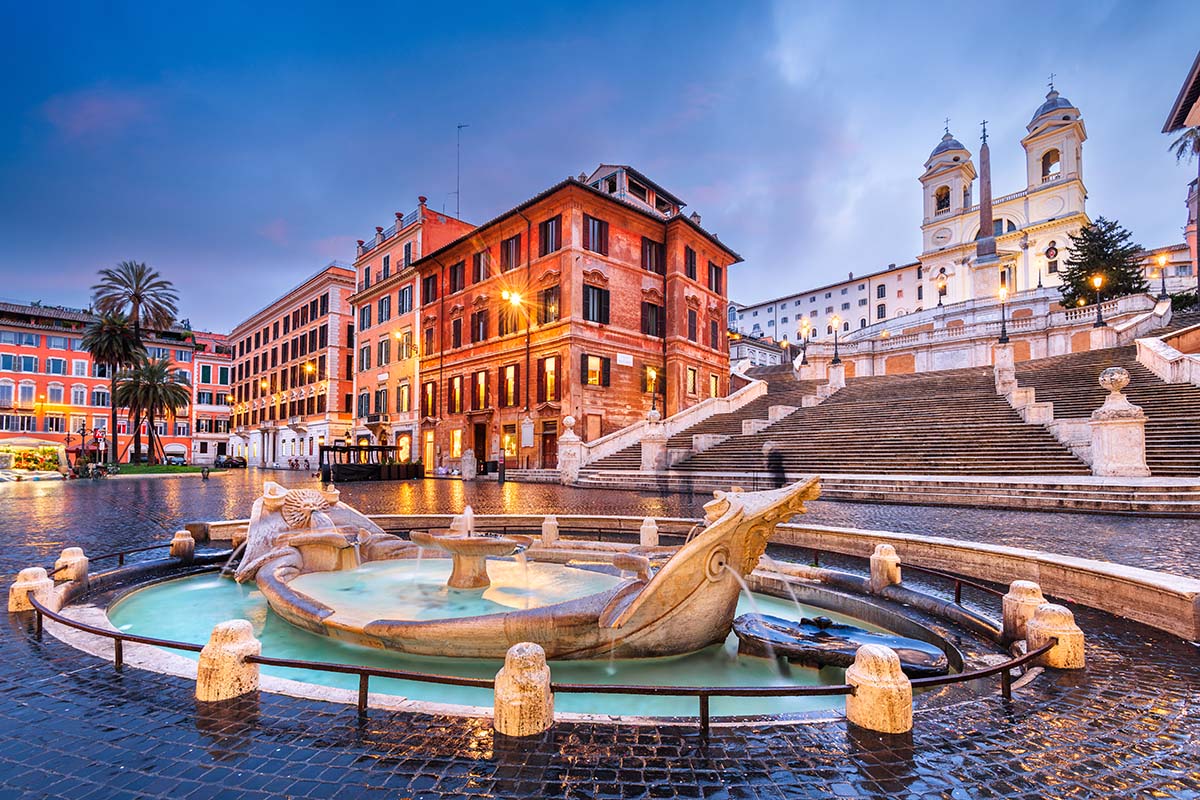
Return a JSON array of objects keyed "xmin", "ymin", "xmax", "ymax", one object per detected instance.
[
  {"xmin": 357, "ymin": 208, "xmax": 422, "ymax": 256},
  {"xmin": 361, "ymin": 413, "xmax": 389, "ymax": 425}
]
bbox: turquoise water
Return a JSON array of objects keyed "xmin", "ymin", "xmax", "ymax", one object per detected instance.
[{"xmin": 109, "ymin": 569, "xmax": 882, "ymax": 717}]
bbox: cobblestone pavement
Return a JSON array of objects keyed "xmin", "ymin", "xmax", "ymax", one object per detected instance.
[{"xmin": 1, "ymin": 471, "xmax": 1199, "ymax": 798}]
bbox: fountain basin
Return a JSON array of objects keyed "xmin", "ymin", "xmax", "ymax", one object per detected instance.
[{"xmin": 408, "ymin": 530, "xmax": 533, "ymax": 589}]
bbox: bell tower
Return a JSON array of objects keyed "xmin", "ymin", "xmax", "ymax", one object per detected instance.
[
  {"xmin": 1021, "ymin": 78, "xmax": 1087, "ymax": 191},
  {"xmin": 919, "ymin": 126, "xmax": 975, "ymax": 226}
]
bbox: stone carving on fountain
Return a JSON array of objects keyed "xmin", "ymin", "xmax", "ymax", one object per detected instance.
[
  {"xmin": 234, "ymin": 482, "xmax": 415, "ymax": 583},
  {"xmin": 250, "ymin": 477, "xmax": 822, "ymax": 660}
]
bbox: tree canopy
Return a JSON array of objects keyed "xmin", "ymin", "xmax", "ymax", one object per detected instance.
[{"xmin": 1058, "ymin": 217, "xmax": 1148, "ymax": 307}]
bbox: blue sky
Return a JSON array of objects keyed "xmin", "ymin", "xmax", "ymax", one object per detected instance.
[{"xmin": 1, "ymin": 1, "xmax": 1197, "ymax": 330}]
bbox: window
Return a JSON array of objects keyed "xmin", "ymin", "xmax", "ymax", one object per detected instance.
[
  {"xmin": 917, "ymin": 285, "xmax": 924, "ymax": 301},
  {"xmin": 357, "ymin": 392, "xmax": 370, "ymax": 418},
  {"xmin": 472, "ymin": 251, "xmax": 489, "ymax": 283},
  {"xmin": 500, "ymin": 234, "xmax": 521, "ymax": 272},
  {"xmin": 423, "ymin": 326, "xmax": 434, "ymax": 354},
  {"xmin": 377, "ymin": 337, "xmax": 390, "ymax": 366},
  {"xmin": 583, "ymin": 286, "xmax": 610, "ymax": 324},
  {"xmin": 397, "ymin": 381, "xmax": 411, "ymax": 413},
  {"xmin": 473, "ymin": 370, "xmax": 489, "ymax": 410},
  {"xmin": 537, "ymin": 286, "xmax": 560, "ymax": 325},
  {"xmin": 934, "ymin": 185, "xmax": 950, "ymax": 212},
  {"xmin": 71, "ymin": 385, "xmax": 86, "ymax": 405},
  {"xmin": 422, "ymin": 274, "xmax": 438, "ymax": 304},
  {"xmin": 421, "ymin": 381, "xmax": 437, "ymax": 417},
  {"xmin": 219, "ymin": 366, "xmax": 230, "ymax": 385},
  {"xmin": 379, "ymin": 295, "xmax": 393, "ymax": 323},
  {"xmin": 91, "ymin": 388, "xmax": 109, "ymax": 407},
  {"xmin": 687, "ymin": 309, "xmax": 697, "ymax": 342},
  {"xmin": 707, "ymin": 262, "xmax": 723, "ymax": 293},
  {"xmin": 359, "ymin": 344, "xmax": 370, "ymax": 371},
  {"xmin": 1047, "ymin": 241, "xmax": 1059, "ymax": 273},
  {"xmin": 641, "ymin": 237, "xmax": 665, "ymax": 274},
  {"xmin": 709, "ymin": 320, "xmax": 720, "ymax": 349},
  {"xmin": 448, "ymin": 261, "xmax": 465, "ymax": 293},
  {"xmin": 859, "ymin": 298, "xmax": 868, "ymax": 307},
  {"xmin": 877, "ymin": 303, "xmax": 886, "ymax": 320},
  {"xmin": 840, "ymin": 303, "xmax": 849, "ymax": 311},
  {"xmin": 451, "ymin": 318, "xmax": 463, "ymax": 348},
  {"xmin": 710, "ymin": 374, "xmax": 720, "ymax": 398},
  {"xmin": 876, "ymin": 285, "xmax": 887, "ymax": 299},
  {"xmin": 403, "ymin": 241, "xmax": 412, "ymax": 266},
  {"xmin": 583, "ymin": 215, "xmax": 609, "ymax": 255},
  {"xmin": 200, "ymin": 365, "xmax": 212, "ymax": 384},
  {"xmin": 382, "ymin": 254, "xmax": 391, "ymax": 279},
  {"xmin": 581, "ymin": 354, "xmax": 610, "ymax": 386},
  {"xmin": 501, "ymin": 364, "xmax": 520, "ymax": 407},
  {"xmin": 448, "ymin": 376, "xmax": 463, "ymax": 414},
  {"xmin": 537, "ymin": 356, "xmax": 559, "ymax": 403},
  {"xmin": 641, "ymin": 302, "xmax": 665, "ymax": 337},
  {"xmin": 44, "ymin": 414, "xmax": 64, "ymax": 433},
  {"xmin": 684, "ymin": 246, "xmax": 697, "ymax": 280},
  {"xmin": 197, "ymin": 390, "xmax": 214, "ymax": 405},
  {"xmin": 538, "ymin": 215, "xmax": 561, "ymax": 256},
  {"xmin": 359, "ymin": 305, "xmax": 372, "ymax": 330},
  {"xmin": 498, "ymin": 305, "xmax": 518, "ymax": 337},
  {"xmin": 860, "ymin": 318, "xmax": 867, "ymax": 328},
  {"xmin": 471, "ymin": 310, "xmax": 489, "ymax": 343},
  {"xmin": 47, "ymin": 335, "xmax": 68, "ymax": 350},
  {"xmin": 20, "ymin": 356, "xmax": 37, "ymax": 373},
  {"xmin": 176, "ymin": 349, "xmax": 193, "ymax": 362},
  {"xmin": 1041, "ymin": 149, "xmax": 1061, "ymax": 179},
  {"xmin": 47, "ymin": 383, "xmax": 63, "ymax": 403},
  {"xmin": 174, "ymin": 421, "xmax": 190, "ymax": 437},
  {"xmin": 46, "ymin": 358, "xmax": 67, "ymax": 375},
  {"xmin": 686, "ymin": 367, "xmax": 698, "ymax": 395},
  {"xmin": 450, "ymin": 428, "xmax": 462, "ymax": 458},
  {"xmin": 72, "ymin": 360, "xmax": 87, "ymax": 377}
]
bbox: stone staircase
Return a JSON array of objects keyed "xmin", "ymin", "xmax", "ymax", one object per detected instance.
[
  {"xmin": 1014, "ymin": 346, "xmax": 1200, "ymax": 476},
  {"xmin": 585, "ymin": 372, "xmax": 822, "ymax": 471}
]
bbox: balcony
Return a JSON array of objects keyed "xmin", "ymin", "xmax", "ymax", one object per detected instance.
[
  {"xmin": 287, "ymin": 415, "xmax": 307, "ymax": 433},
  {"xmin": 1041, "ymin": 172, "xmax": 1062, "ymax": 184},
  {"xmin": 361, "ymin": 413, "xmax": 390, "ymax": 428}
]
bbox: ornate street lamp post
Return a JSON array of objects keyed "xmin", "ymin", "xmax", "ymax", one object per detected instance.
[
  {"xmin": 830, "ymin": 315, "xmax": 842, "ymax": 365},
  {"xmin": 799, "ymin": 318, "xmax": 811, "ymax": 366},
  {"xmin": 1092, "ymin": 274, "xmax": 1106, "ymax": 328},
  {"xmin": 998, "ymin": 286, "xmax": 1010, "ymax": 344},
  {"xmin": 1155, "ymin": 254, "xmax": 1169, "ymax": 300}
]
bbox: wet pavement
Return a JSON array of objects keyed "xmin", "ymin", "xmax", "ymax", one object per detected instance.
[{"xmin": 1, "ymin": 471, "xmax": 1199, "ymax": 798}]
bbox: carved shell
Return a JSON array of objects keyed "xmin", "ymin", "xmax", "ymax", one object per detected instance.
[
  {"xmin": 1098, "ymin": 367, "xmax": 1129, "ymax": 394},
  {"xmin": 281, "ymin": 489, "xmax": 332, "ymax": 529}
]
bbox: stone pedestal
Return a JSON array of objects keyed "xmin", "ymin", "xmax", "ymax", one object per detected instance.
[
  {"xmin": 845, "ymin": 644, "xmax": 913, "ymax": 734},
  {"xmin": 461, "ymin": 449, "xmax": 478, "ymax": 480},
  {"xmin": 993, "ymin": 343, "xmax": 1016, "ymax": 394},
  {"xmin": 1089, "ymin": 325, "xmax": 1117, "ymax": 350},
  {"xmin": 1088, "ymin": 368, "xmax": 1151, "ymax": 477},
  {"xmin": 869, "ymin": 544, "xmax": 901, "ymax": 593},
  {"xmin": 639, "ymin": 517, "xmax": 659, "ymax": 548},
  {"xmin": 1001, "ymin": 580, "xmax": 1046, "ymax": 643},
  {"xmin": 170, "ymin": 530, "xmax": 196, "ymax": 562},
  {"xmin": 196, "ymin": 620, "xmax": 262, "ymax": 702},
  {"xmin": 640, "ymin": 409, "xmax": 668, "ymax": 472},
  {"xmin": 556, "ymin": 416, "xmax": 583, "ymax": 485},
  {"xmin": 8, "ymin": 567, "xmax": 55, "ymax": 612},
  {"xmin": 493, "ymin": 642, "xmax": 554, "ymax": 737},
  {"xmin": 826, "ymin": 363, "xmax": 846, "ymax": 391},
  {"xmin": 540, "ymin": 515, "xmax": 559, "ymax": 546},
  {"xmin": 1026, "ymin": 603, "xmax": 1085, "ymax": 669},
  {"xmin": 54, "ymin": 548, "xmax": 88, "ymax": 583}
]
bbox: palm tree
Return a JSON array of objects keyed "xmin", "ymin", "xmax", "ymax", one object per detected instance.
[
  {"xmin": 81, "ymin": 313, "xmax": 141, "ymax": 464},
  {"xmin": 1169, "ymin": 127, "xmax": 1200, "ymax": 295},
  {"xmin": 115, "ymin": 356, "xmax": 191, "ymax": 465},
  {"xmin": 92, "ymin": 261, "xmax": 180, "ymax": 462}
]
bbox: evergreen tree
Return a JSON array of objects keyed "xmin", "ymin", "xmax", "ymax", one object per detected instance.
[{"xmin": 1058, "ymin": 217, "xmax": 1147, "ymax": 307}]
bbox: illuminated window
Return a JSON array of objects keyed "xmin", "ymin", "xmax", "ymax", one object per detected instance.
[
  {"xmin": 538, "ymin": 356, "xmax": 559, "ymax": 403},
  {"xmin": 502, "ymin": 425, "xmax": 517, "ymax": 457},
  {"xmin": 686, "ymin": 366, "xmax": 698, "ymax": 395},
  {"xmin": 582, "ymin": 354, "xmax": 610, "ymax": 386},
  {"xmin": 448, "ymin": 375, "xmax": 463, "ymax": 414},
  {"xmin": 710, "ymin": 374, "xmax": 719, "ymax": 398},
  {"xmin": 450, "ymin": 428, "xmax": 462, "ymax": 458},
  {"xmin": 502, "ymin": 364, "xmax": 519, "ymax": 407}
]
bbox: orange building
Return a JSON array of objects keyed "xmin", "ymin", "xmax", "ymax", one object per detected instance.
[
  {"xmin": 412, "ymin": 166, "xmax": 739, "ymax": 472},
  {"xmin": 190, "ymin": 331, "xmax": 232, "ymax": 465},
  {"xmin": 0, "ymin": 300, "xmax": 196, "ymax": 462},
  {"xmin": 228, "ymin": 262, "xmax": 356, "ymax": 466},
  {"xmin": 349, "ymin": 198, "xmax": 475, "ymax": 460}
]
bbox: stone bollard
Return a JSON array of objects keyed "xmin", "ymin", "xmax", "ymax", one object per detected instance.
[
  {"xmin": 196, "ymin": 620, "xmax": 262, "ymax": 702},
  {"xmin": 1001, "ymin": 580, "xmax": 1046, "ymax": 643},
  {"xmin": 1026, "ymin": 603, "xmax": 1085, "ymax": 669},
  {"xmin": 54, "ymin": 547, "xmax": 89, "ymax": 583},
  {"xmin": 639, "ymin": 517, "xmax": 659, "ymax": 548},
  {"xmin": 170, "ymin": 530, "xmax": 196, "ymax": 562},
  {"xmin": 993, "ymin": 343, "xmax": 1016, "ymax": 394},
  {"xmin": 8, "ymin": 567, "xmax": 56, "ymax": 612},
  {"xmin": 1088, "ymin": 367, "xmax": 1150, "ymax": 477},
  {"xmin": 540, "ymin": 515, "xmax": 559, "ymax": 546},
  {"xmin": 493, "ymin": 642, "xmax": 554, "ymax": 737},
  {"xmin": 869, "ymin": 544, "xmax": 901, "ymax": 593},
  {"xmin": 845, "ymin": 644, "xmax": 913, "ymax": 734}
]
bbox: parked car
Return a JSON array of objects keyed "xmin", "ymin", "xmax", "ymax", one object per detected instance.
[
  {"xmin": 215, "ymin": 455, "xmax": 247, "ymax": 469},
  {"xmin": 164, "ymin": 455, "xmax": 187, "ymax": 466}
]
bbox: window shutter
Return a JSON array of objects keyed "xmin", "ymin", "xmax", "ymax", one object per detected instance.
[
  {"xmin": 536, "ymin": 358, "xmax": 546, "ymax": 403},
  {"xmin": 513, "ymin": 364, "xmax": 521, "ymax": 406},
  {"xmin": 600, "ymin": 290, "xmax": 610, "ymax": 324},
  {"xmin": 552, "ymin": 358, "xmax": 561, "ymax": 400},
  {"xmin": 657, "ymin": 306, "xmax": 665, "ymax": 338},
  {"xmin": 601, "ymin": 221, "xmax": 609, "ymax": 255},
  {"xmin": 640, "ymin": 302, "xmax": 648, "ymax": 334},
  {"xmin": 601, "ymin": 357, "xmax": 611, "ymax": 386},
  {"xmin": 580, "ymin": 353, "xmax": 589, "ymax": 385},
  {"xmin": 583, "ymin": 217, "xmax": 591, "ymax": 251}
]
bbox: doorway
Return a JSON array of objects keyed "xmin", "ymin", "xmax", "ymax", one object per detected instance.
[
  {"xmin": 540, "ymin": 421, "xmax": 557, "ymax": 468},
  {"xmin": 473, "ymin": 423, "xmax": 487, "ymax": 459}
]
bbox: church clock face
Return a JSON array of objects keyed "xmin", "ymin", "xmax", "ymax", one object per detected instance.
[{"xmin": 932, "ymin": 228, "xmax": 952, "ymax": 245}]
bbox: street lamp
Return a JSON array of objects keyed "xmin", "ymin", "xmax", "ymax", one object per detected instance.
[
  {"xmin": 647, "ymin": 366, "xmax": 658, "ymax": 412},
  {"xmin": 1092, "ymin": 274, "xmax": 1106, "ymax": 328},
  {"xmin": 1155, "ymin": 254, "xmax": 1169, "ymax": 300},
  {"xmin": 936, "ymin": 274, "xmax": 947, "ymax": 307},
  {"xmin": 799, "ymin": 319, "xmax": 811, "ymax": 366},
  {"xmin": 780, "ymin": 336, "xmax": 790, "ymax": 367},
  {"xmin": 997, "ymin": 286, "xmax": 1010, "ymax": 344},
  {"xmin": 830, "ymin": 315, "xmax": 842, "ymax": 365}
]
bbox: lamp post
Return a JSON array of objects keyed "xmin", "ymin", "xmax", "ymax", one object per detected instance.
[
  {"xmin": 830, "ymin": 315, "xmax": 842, "ymax": 365},
  {"xmin": 998, "ymin": 286, "xmax": 1010, "ymax": 344},
  {"xmin": 648, "ymin": 366, "xmax": 658, "ymax": 413},
  {"xmin": 936, "ymin": 274, "xmax": 947, "ymax": 307},
  {"xmin": 64, "ymin": 427, "xmax": 74, "ymax": 470},
  {"xmin": 780, "ymin": 336, "xmax": 790, "ymax": 367},
  {"xmin": 799, "ymin": 319, "xmax": 811, "ymax": 366},
  {"xmin": 1092, "ymin": 274, "xmax": 1106, "ymax": 328},
  {"xmin": 1155, "ymin": 254, "xmax": 1169, "ymax": 300}
]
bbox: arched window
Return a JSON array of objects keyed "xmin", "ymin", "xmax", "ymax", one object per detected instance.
[
  {"xmin": 843, "ymin": 321, "xmax": 850, "ymax": 332},
  {"xmin": 826, "ymin": 325, "xmax": 833, "ymax": 335},
  {"xmin": 876, "ymin": 303, "xmax": 887, "ymax": 320},
  {"xmin": 1041, "ymin": 149, "xmax": 1061, "ymax": 179},
  {"xmin": 934, "ymin": 186, "xmax": 950, "ymax": 213},
  {"xmin": 859, "ymin": 318, "xmax": 867, "ymax": 328},
  {"xmin": 47, "ymin": 382, "xmax": 64, "ymax": 404}
]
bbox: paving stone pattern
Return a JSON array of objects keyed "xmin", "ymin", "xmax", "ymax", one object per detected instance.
[{"xmin": 1, "ymin": 472, "xmax": 1198, "ymax": 798}]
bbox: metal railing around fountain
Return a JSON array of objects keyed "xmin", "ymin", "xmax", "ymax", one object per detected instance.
[{"xmin": 25, "ymin": 538, "xmax": 1057, "ymax": 740}]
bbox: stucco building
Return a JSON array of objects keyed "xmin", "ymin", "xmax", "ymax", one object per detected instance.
[
  {"xmin": 189, "ymin": 331, "xmax": 232, "ymax": 465},
  {"xmin": 228, "ymin": 262, "xmax": 356, "ymax": 466}
]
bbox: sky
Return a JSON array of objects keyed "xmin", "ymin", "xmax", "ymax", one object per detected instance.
[{"xmin": 1, "ymin": 1, "xmax": 1198, "ymax": 331}]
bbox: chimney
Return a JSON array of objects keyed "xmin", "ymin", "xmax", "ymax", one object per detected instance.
[
  {"xmin": 888, "ymin": 263, "xmax": 896, "ymax": 269},
  {"xmin": 577, "ymin": 172, "xmax": 587, "ymax": 181},
  {"xmin": 690, "ymin": 211, "xmax": 702, "ymax": 225},
  {"xmin": 849, "ymin": 271, "xmax": 854, "ymax": 279},
  {"xmin": 418, "ymin": 196, "xmax": 428, "ymax": 206}
]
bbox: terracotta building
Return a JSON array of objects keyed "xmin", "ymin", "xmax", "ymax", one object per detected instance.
[
  {"xmin": 0, "ymin": 300, "xmax": 195, "ymax": 462},
  {"xmin": 189, "ymin": 331, "xmax": 233, "ymax": 465},
  {"xmin": 412, "ymin": 166, "xmax": 739, "ymax": 472},
  {"xmin": 228, "ymin": 262, "xmax": 356, "ymax": 466},
  {"xmin": 348, "ymin": 198, "xmax": 474, "ymax": 460}
]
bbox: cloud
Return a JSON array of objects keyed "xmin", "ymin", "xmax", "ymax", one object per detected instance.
[
  {"xmin": 257, "ymin": 218, "xmax": 290, "ymax": 246},
  {"xmin": 41, "ymin": 87, "xmax": 149, "ymax": 139}
]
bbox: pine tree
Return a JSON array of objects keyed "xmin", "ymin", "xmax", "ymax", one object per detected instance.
[{"xmin": 1058, "ymin": 217, "xmax": 1148, "ymax": 307}]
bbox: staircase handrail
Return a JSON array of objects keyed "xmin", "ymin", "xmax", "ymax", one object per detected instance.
[
  {"xmin": 1135, "ymin": 336, "xmax": 1200, "ymax": 388},
  {"xmin": 579, "ymin": 373, "xmax": 769, "ymax": 466}
]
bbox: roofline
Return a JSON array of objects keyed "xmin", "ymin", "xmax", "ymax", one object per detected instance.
[
  {"xmin": 406, "ymin": 177, "xmax": 741, "ymax": 271},
  {"xmin": 621, "ymin": 165, "xmax": 686, "ymax": 208},
  {"xmin": 731, "ymin": 261, "xmax": 921, "ymax": 309},
  {"xmin": 1163, "ymin": 49, "xmax": 1200, "ymax": 133},
  {"xmin": 230, "ymin": 261, "xmax": 355, "ymax": 335}
]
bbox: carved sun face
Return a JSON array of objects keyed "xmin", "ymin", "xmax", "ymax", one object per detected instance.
[{"xmin": 281, "ymin": 489, "xmax": 332, "ymax": 529}]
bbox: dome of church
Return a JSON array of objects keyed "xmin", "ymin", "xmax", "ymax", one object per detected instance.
[
  {"xmin": 1030, "ymin": 89, "xmax": 1075, "ymax": 123},
  {"xmin": 929, "ymin": 132, "xmax": 967, "ymax": 158}
]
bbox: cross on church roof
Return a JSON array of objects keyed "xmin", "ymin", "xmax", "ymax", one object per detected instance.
[
  {"xmin": 944, "ymin": 117, "xmax": 951, "ymax": 135},
  {"xmin": 980, "ymin": 119, "xmax": 988, "ymax": 144},
  {"xmin": 1047, "ymin": 72, "xmax": 1056, "ymax": 90}
]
